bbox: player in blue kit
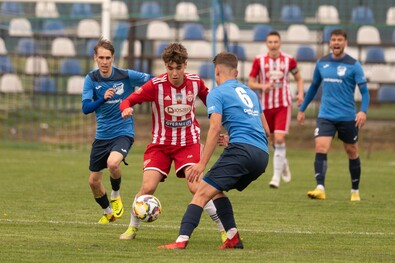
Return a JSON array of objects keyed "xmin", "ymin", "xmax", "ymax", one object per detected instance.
[
  {"xmin": 159, "ymin": 51, "xmax": 270, "ymax": 249},
  {"xmin": 297, "ymin": 29, "xmax": 370, "ymax": 202},
  {"xmin": 82, "ymin": 37, "xmax": 153, "ymax": 223}
]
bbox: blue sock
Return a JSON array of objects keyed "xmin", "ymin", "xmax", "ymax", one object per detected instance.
[
  {"xmin": 314, "ymin": 153, "xmax": 327, "ymax": 186},
  {"xmin": 349, "ymin": 157, "xmax": 361, "ymax": 190},
  {"xmin": 179, "ymin": 204, "xmax": 203, "ymax": 237},
  {"xmin": 213, "ymin": 197, "xmax": 236, "ymax": 231}
]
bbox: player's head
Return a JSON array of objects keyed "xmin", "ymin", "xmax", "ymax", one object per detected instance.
[
  {"xmin": 266, "ymin": 31, "xmax": 281, "ymax": 58},
  {"xmin": 213, "ymin": 51, "xmax": 238, "ymax": 85},
  {"xmin": 329, "ymin": 29, "xmax": 348, "ymax": 58},
  {"xmin": 162, "ymin": 43, "xmax": 188, "ymax": 87},
  {"xmin": 94, "ymin": 37, "xmax": 115, "ymax": 77}
]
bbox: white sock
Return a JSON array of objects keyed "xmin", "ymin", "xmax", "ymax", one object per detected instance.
[
  {"xmin": 317, "ymin": 184, "xmax": 325, "ymax": 191},
  {"xmin": 227, "ymin": 228, "xmax": 238, "ymax": 239},
  {"xmin": 351, "ymin": 189, "xmax": 359, "ymax": 193},
  {"xmin": 204, "ymin": 200, "xmax": 225, "ymax": 232},
  {"xmin": 129, "ymin": 197, "xmax": 141, "ymax": 228},
  {"xmin": 176, "ymin": 235, "xmax": 189, "ymax": 242},
  {"xmin": 103, "ymin": 206, "xmax": 112, "ymax": 214},
  {"xmin": 272, "ymin": 143, "xmax": 286, "ymax": 182},
  {"xmin": 111, "ymin": 190, "xmax": 120, "ymax": 199}
]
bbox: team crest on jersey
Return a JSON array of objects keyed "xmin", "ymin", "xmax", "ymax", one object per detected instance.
[
  {"xmin": 337, "ymin": 66, "xmax": 347, "ymax": 76},
  {"xmin": 176, "ymin": 93, "xmax": 183, "ymax": 103},
  {"xmin": 186, "ymin": 91, "xmax": 194, "ymax": 102},
  {"xmin": 113, "ymin": 82, "xmax": 124, "ymax": 95}
]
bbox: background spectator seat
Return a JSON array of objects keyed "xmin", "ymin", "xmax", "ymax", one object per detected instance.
[
  {"xmin": 34, "ymin": 76, "xmax": 56, "ymax": 93},
  {"xmin": 244, "ymin": 3, "xmax": 270, "ymax": 23},
  {"xmin": 351, "ymin": 6, "xmax": 375, "ymax": 24},
  {"xmin": 0, "ymin": 74, "xmax": 23, "ymax": 93},
  {"xmin": 175, "ymin": 2, "xmax": 199, "ymax": 21},
  {"xmin": 280, "ymin": 4, "xmax": 303, "ymax": 23}
]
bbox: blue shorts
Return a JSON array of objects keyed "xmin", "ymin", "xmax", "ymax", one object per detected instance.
[
  {"xmin": 89, "ymin": 136, "xmax": 134, "ymax": 172},
  {"xmin": 315, "ymin": 118, "xmax": 359, "ymax": 144},
  {"xmin": 203, "ymin": 143, "xmax": 269, "ymax": 192}
]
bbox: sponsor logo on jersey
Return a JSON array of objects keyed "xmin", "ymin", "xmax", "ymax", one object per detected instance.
[
  {"xmin": 165, "ymin": 104, "xmax": 192, "ymax": 116},
  {"xmin": 165, "ymin": 118, "xmax": 192, "ymax": 127},
  {"xmin": 266, "ymin": 70, "xmax": 284, "ymax": 81},
  {"xmin": 114, "ymin": 82, "xmax": 124, "ymax": 95},
  {"xmin": 243, "ymin": 108, "xmax": 259, "ymax": 116},
  {"xmin": 323, "ymin": 78, "xmax": 342, "ymax": 83}
]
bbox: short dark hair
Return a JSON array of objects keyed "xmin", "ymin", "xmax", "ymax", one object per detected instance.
[
  {"xmin": 330, "ymin": 29, "xmax": 347, "ymax": 40},
  {"xmin": 94, "ymin": 36, "xmax": 115, "ymax": 55},
  {"xmin": 267, "ymin": 31, "xmax": 281, "ymax": 39},
  {"xmin": 162, "ymin": 43, "xmax": 188, "ymax": 64},
  {"xmin": 213, "ymin": 51, "xmax": 238, "ymax": 69}
]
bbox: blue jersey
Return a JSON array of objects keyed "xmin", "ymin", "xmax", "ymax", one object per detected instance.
[
  {"xmin": 299, "ymin": 54, "xmax": 369, "ymax": 121},
  {"xmin": 207, "ymin": 79, "xmax": 268, "ymax": 153},
  {"xmin": 82, "ymin": 67, "xmax": 152, "ymax": 140}
]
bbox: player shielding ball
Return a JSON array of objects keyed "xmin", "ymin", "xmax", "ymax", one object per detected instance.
[{"xmin": 119, "ymin": 43, "xmax": 226, "ymax": 242}]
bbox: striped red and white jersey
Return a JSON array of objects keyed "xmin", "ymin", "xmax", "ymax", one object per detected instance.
[
  {"xmin": 120, "ymin": 73, "xmax": 208, "ymax": 146},
  {"xmin": 249, "ymin": 52, "xmax": 298, "ymax": 110}
]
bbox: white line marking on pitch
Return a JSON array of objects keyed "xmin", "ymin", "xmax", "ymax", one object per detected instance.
[{"xmin": 0, "ymin": 218, "xmax": 392, "ymax": 236}]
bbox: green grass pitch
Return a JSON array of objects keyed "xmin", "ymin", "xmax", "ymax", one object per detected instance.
[{"xmin": 0, "ymin": 145, "xmax": 394, "ymax": 262}]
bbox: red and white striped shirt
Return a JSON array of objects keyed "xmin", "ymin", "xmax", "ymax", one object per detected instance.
[
  {"xmin": 249, "ymin": 52, "xmax": 298, "ymax": 110},
  {"xmin": 120, "ymin": 73, "xmax": 208, "ymax": 146}
]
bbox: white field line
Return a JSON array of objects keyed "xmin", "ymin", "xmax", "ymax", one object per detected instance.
[{"xmin": 0, "ymin": 218, "xmax": 393, "ymax": 236}]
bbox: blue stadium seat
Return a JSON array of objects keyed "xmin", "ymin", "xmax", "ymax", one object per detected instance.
[
  {"xmin": 34, "ymin": 76, "xmax": 56, "ymax": 93},
  {"xmin": 140, "ymin": 1, "xmax": 161, "ymax": 19},
  {"xmin": 134, "ymin": 59, "xmax": 149, "ymax": 73},
  {"xmin": 229, "ymin": 44, "xmax": 246, "ymax": 61},
  {"xmin": 86, "ymin": 39, "xmax": 99, "ymax": 56},
  {"xmin": 198, "ymin": 62, "xmax": 214, "ymax": 79},
  {"xmin": 182, "ymin": 23, "xmax": 205, "ymax": 40},
  {"xmin": 0, "ymin": 55, "xmax": 14, "ymax": 73},
  {"xmin": 70, "ymin": 3, "xmax": 92, "ymax": 18},
  {"xmin": 295, "ymin": 46, "xmax": 316, "ymax": 62},
  {"xmin": 59, "ymin": 58, "xmax": 82, "ymax": 75},
  {"xmin": 280, "ymin": 4, "xmax": 303, "ymax": 23},
  {"xmin": 351, "ymin": 6, "xmax": 374, "ymax": 24},
  {"xmin": 365, "ymin": 47, "xmax": 386, "ymax": 64},
  {"xmin": 42, "ymin": 19, "xmax": 65, "ymax": 36},
  {"xmin": 252, "ymin": 25, "xmax": 273, "ymax": 42},
  {"xmin": 16, "ymin": 38, "xmax": 39, "ymax": 56},
  {"xmin": 377, "ymin": 85, "xmax": 395, "ymax": 103},
  {"xmin": 214, "ymin": 2, "xmax": 233, "ymax": 22},
  {"xmin": 1, "ymin": 1, "xmax": 24, "ymax": 16},
  {"xmin": 114, "ymin": 21, "xmax": 130, "ymax": 40},
  {"xmin": 155, "ymin": 42, "xmax": 169, "ymax": 57},
  {"xmin": 323, "ymin": 26, "xmax": 341, "ymax": 43}
]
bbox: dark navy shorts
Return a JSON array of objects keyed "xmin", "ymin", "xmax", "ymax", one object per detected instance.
[
  {"xmin": 89, "ymin": 136, "xmax": 134, "ymax": 172},
  {"xmin": 203, "ymin": 143, "xmax": 269, "ymax": 192},
  {"xmin": 315, "ymin": 118, "xmax": 359, "ymax": 144}
]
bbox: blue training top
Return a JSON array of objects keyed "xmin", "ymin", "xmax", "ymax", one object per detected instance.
[
  {"xmin": 82, "ymin": 66, "xmax": 152, "ymax": 140},
  {"xmin": 207, "ymin": 79, "xmax": 269, "ymax": 153},
  {"xmin": 299, "ymin": 53, "xmax": 370, "ymax": 121}
]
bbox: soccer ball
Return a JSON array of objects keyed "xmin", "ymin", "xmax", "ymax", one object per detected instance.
[{"xmin": 132, "ymin": 194, "xmax": 162, "ymax": 222}]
